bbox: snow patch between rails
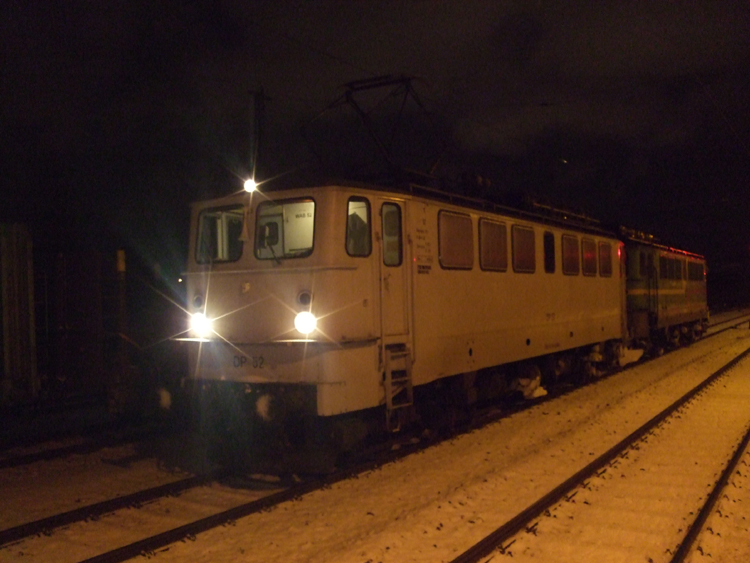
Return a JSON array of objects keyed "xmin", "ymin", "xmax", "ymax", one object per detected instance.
[{"xmin": 620, "ymin": 347, "xmax": 645, "ymax": 367}]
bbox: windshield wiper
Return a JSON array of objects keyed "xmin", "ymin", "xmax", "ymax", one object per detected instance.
[{"xmin": 268, "ymin": 243, "xmax": 282, "ymax": 265}]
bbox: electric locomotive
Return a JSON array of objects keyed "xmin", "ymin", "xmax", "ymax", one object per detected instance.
[
  {"xmin": 182, "ymin": 179, "xmax": 641, "ymax": 450},
  {"xmin": 622, "ymin": 229, "xmax": 708, "ymax": 351}
]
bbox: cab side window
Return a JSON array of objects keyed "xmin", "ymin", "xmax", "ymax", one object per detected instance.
[
  {"xmin": 382, "ymin": 203, "xmax": 402, "ymax": 266},
  {"xmin": 346, "ymin": 197, "xmax": 371, "ymax": 257}
]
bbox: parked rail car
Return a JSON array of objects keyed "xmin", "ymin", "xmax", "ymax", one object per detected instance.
[
  {"xmin": 1, "ymin": 226, "xmax": 184, "ymax": 420},
  {"xmin": 182, "ymin": 181, "xmax": 628, "ymax": 446},
  {"xmin": 0, "ymin": 224, "xmax": 38, "ymax": 408},
  {"xmin": 623, "ymin": 234, "xmax": 708, "ymax": 349}
]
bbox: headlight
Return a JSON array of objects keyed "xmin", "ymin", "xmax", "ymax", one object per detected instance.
[
  {"xmin": 294, "ymin": 311, "xmax": 317, "ymax": 335},
  {"xmin": 190, "ymin": 312, "xmax": 213, "ymax": 339}
]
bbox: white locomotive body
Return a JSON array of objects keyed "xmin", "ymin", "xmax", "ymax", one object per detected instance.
[{"xmin": 184, "ymin": 181, "xmax": 627, "ymax": 438}]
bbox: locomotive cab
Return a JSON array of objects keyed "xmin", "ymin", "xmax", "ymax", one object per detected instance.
[{"xmin": 183, "ymin": 185, "xmax": 410, "ymax": 453}]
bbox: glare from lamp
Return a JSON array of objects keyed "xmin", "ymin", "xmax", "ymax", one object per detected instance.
[
  {"xmin": 190, "ymin": 312, "xmax": 213, "ymax": 339},
  {"xmin": 294, "ymin": 311, "xmax": 317, "ymax": 335},
  {"xmin": 243, "ymin": 178, "xmax": 257, "ymax": 193}
]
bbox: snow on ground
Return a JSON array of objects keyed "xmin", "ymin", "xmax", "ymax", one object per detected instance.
[
  {"xmin": 0, "ymin": 432, "xmax": 213, "ymax": 530},
  {"xmin": 2, "ymin": 480, "xmax": 282, "ymax": 563},
  {"xmin": 705, "ymin": 309, "xmax": 750, "ymax": 335},
  {"xmin": 485, "ymin": 352, "xmax": 750, "ymax": 562},
  {"xmin": 2, "ymin": 312, "xmax": 747, "ymax": 562},
  {"xmin": 687, "ymin": 437, "xmax": 750, "ymax": 562},
  {"xmin": 145, "ymin": 327, "xmax": 750, "ymax": 563}
]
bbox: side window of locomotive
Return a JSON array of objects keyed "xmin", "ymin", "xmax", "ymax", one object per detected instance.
[
  {"xmin": 543, "ymin": 231, "xmax": 555, "ymax": 273},
  {"xmin": 196, "ymin": 205, "xmax": 244, "ymax": 264},
  {"xmin": 659, "ymin": 256, "xmax": 669, "ymax": 280},
  {"xmin": 659, "ymin": 256, "xmax": 687, "ymax": 281},
  {"xmin": 625, "ymin": 249, "xmax": 636, "ymax": 278},
  {"xmin": 439, "ymin": 211, "xmax": 473, "ymax": 269},
  {"xmin": 625, "ymin": 249, "xmax": 634, "ymax": 278},
  {"xmin": 511, "ymin": 225, "xmax": 535, "ymax": 273},
  {"xmin": 639, "ymin": 251, "xmax": 647, "ymax": 277},
  {"xmin": 581, "ymin": 238, "xmax": 597, "ymax": 276},
  {"xmin": 599, "ymin": 242, "xmax": 613, "ymax": 277},
  {"xmin": 479, "ymin": 218, "xmax": 507, "ymax": 271},
  {"xmin": 346, "ymin": 197, "xmax": 371, "ymax": 257},
  {"xmin": 255, "ymin": 198, "xmax": 315, "ymax": 260},
  {"xmin": 633, "ymin": 249, "xmax": 648, "ymax": 279},
  {"xmin": 562, "ymin": 234, "xmax": 579, "ymax": 275},
  {"xmin": 382, "ymin": 203, "xmax": 402, "ymax": 266}
]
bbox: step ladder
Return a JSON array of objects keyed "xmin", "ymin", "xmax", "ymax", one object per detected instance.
[{"xmin": 384, "ymin": 345, "xmax": 413, "ymax": 432}]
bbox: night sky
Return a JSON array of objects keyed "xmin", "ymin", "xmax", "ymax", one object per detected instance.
[{"xmin": 3, "ymin": 1, "xmax": 750, "ymax": 284}]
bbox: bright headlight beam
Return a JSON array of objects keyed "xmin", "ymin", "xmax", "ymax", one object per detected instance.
[
  {"xmin": 294, "ymin": 311, "xmax": 317, "ymax": 335},
  {"xmin": 190, "ymin": 312, "xmax": 213, "ymax": 339}
]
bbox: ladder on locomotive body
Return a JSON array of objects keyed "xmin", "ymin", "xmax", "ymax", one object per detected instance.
[{"xmin": 384, "ymin": 345, "xmax": 413, "ymax": 431}]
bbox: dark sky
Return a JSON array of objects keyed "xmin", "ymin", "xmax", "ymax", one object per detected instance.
[{"xmin": 3, "ymin": 1, "xmax": 750, "ymax": 278}]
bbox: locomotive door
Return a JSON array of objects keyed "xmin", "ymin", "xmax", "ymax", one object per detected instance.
[{"xmin": 377, "ymin": 200, "xmax": 410, "ymax": 340}]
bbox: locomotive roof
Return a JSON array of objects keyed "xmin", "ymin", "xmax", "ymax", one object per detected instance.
[
  {"xmin": 618, "ymin": 226, "xmax": 705, "ymax": 261},
  {"xmin": 194, "ymin": 171, "xmax": 704, "ymax": 260},
  {"xmin": 237, "ymin": 172, "xmax": 620, "ymax": 239}
]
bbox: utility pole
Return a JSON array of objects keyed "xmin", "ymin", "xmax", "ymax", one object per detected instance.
[{"xmin": 249, "ymin": 89, "xmax": 267, "ymax": 181}]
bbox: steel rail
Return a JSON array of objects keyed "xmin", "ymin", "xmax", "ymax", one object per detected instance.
[
  {"xmin": 0, "ymin": 471, "xmax": 225, "ymax": 547},
  {"xmin": 77, "ymin": 340, "xmax": 750, "ymax": 563},
  {"xmin": 0, "ymin": 424, "xmax": 175, "ymax": 470},
  {"xmin": 5, "ymin": 321, "xmax": 744, "ymax": 560},
  {"xmin": 450, "ymin": 344, "xmax": 750, "ymax": 563},
  {"xmin": 698, "ymin": 315, "xmax": 749, "ymax": 342},
  {"xmin": 74, "ymin": 460, "xmax": 380, "ymax": 563},
  {"xmin": 77, "ymin": 484, "xmax": 311, "ymax": 563},
  {"xmin": 669, "ymin": 411, "xmax": 750, "ymax": 562},
  {"xmin": 71, "ymin": 420, "xmax": 452, "ymax": 563},
  {"xmin": 707, "ymin": 311, "xmax": 750, "ymax": 329},
  {"xmin": 0, "ymin": 441, "xmax": 105, "ymax": 470}
]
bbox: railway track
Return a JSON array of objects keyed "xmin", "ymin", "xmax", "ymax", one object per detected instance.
[
  {"xmin": 99, "ymin": 324, "xmax": 750, "ymax": 562},
  {"xmin": 0, "ymin": 411, "xmax": 433, "ymax": 563},
  {"xmin": 0, "ymin": 445, "xmax": 424, "ymax": 563},
  {"xmin": 3, "ymin": 314, "xmax": 749, "ymax": 562},
  {"xmin": 0, "ymin": 471, "xmax": 288, "ymax": 563},
  {"xmin": 704, "ymin": 310, "xmax": 750, "ymax": 338},
  {"xmin": 0, "ymin": 471, "xmax": 223, "ymax": 547},
  {"xmin": 0, "ymin": 423, "xmax": 177, "ymax": 471},
  {"xmin": 451, "ymin": 344, "xmax": 750, "ymax": 563}
]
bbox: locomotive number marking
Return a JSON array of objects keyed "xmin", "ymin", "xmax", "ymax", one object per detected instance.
[{"xmin": 233, "ymin": 355, "xmax": 265, "ymax": 369}]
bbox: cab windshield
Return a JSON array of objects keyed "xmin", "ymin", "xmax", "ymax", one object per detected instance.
[
  {"xmin": 196, "ymin": 205, "xmax": 244, "ymax": 264},
  {"xmin": 255, "ymin": 198, "xmax": 315, "ymax": 260}
]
